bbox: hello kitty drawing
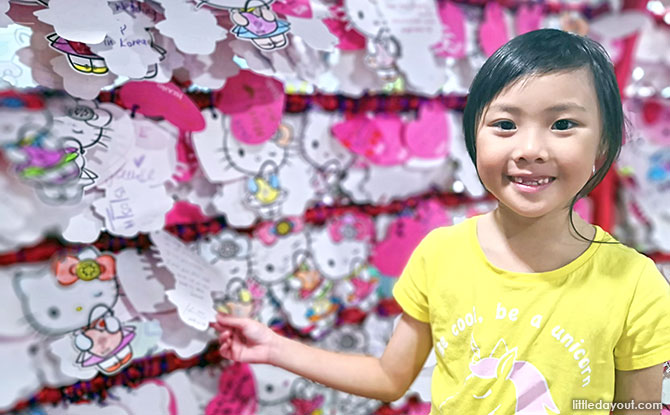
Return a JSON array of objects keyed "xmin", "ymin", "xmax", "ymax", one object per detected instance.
[
  {"xmin": 0, "ymin": 95, "xmax": 84, "ymax": 204},
  {"xmin": 199, "ymin": 0, "xmax": 290, "ymax": 51},
  {"xmin": 13, "ymin": 247, "xmax": 136, "ymax": 376},
  {"xmin": 438, "ymin": 336, "xmax": 560, "ymax": 414},
  {"xmin": 343, "ymin": 0, "xmax": 400, "ymax": 82}
]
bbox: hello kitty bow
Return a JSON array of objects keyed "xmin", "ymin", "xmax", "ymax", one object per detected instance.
[
  {"xmin": 328, "ymin": 213, "xmax": 374, "ymax": 242},
  {"xmin": 255, "ymin": 217, "xmax": 304, "ymax": 245},
  {"xmin": 52, "ymin": 254, "xmax": 116, "ymax": 285}
]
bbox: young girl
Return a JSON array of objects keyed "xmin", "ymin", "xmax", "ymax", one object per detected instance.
[{"xmin": 214, "ymin": 28, "xmax": 670, "ymax": 414}]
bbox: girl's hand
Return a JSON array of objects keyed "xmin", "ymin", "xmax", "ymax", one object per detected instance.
[{"xmin": 212, "ymin": 313, "xmax": 278, "ymax": 364}]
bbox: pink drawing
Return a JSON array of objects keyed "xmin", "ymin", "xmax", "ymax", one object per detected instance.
[
  {"xmin": 432, "ymin": 1, "xmax": 466, "ymax": 59},
  {"xmin": 639, "ymin": 100, "xmax": 670, "ymax": 146},
  {"xmin": 516, "ymin": 4, "xmax": 544, "ymax": 36},
  {"xmin": 404, "ymin": 102, "xmax": 450, "ymax": 160},
  {"xmin": 119, "ymin": 82, "xmax": 205, "ymax": 132},
  {"xmin": 291, "ymin": 395, "xmax": 325, "ymax": 415},
  {"xmin": 230, "ymin": 97, "xmax": 285, "ymax": 144},
  {"xmin": 272, "ymin": 0, "xmax": 313, "ymax": 19},
  {"xmin": 173, "ymin": 132, "xmax": 200, "ymax": 183},
  {"xmin": 478, "ymin": 2, "xmax": 509, "ymax": 57},
  {"xmin": 332, "ymin": 115, "xmax": 407, "ymax": 165},
  {"xmin": 322, "ymin": 1, "xmax": 366, "ymax": 50},
  {"xmin": 439, "ymin": 337, "xmax": 559, "ymax": 414},
  {"xmin": 216, "ymin": 70, "xmax": 285, "ymax": 114},
  {"xmin": 372, "ymin": 200, "xmax": 449, "ymax": 277},
  {"xmin": 206, "ymin": 363, "xmax": 257, "ymax": 415}
]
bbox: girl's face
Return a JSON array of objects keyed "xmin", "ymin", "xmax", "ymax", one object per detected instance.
[{"xmin": 475, "ymin": 68, "xmax": 602, "ymax": 219}]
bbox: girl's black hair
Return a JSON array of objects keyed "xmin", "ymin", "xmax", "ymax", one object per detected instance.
[{"xmin": 463, "ymin": 28, "xmax": 627, "ymax": 244}]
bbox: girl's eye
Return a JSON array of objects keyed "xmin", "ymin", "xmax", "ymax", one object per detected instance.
[
  {"xmin": 552, "ymin": 119, "xmax": 577, "ymax": 131},
  {"xmin": 493, "ymin": 120, "xmax": 516, "ymax": 131}
]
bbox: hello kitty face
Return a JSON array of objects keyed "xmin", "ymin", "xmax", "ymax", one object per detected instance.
[
  {"xmin": 197, "ymin": 230, "xmax": 251, "ymax": 280},
  {"xmin": 14, "ymin": 262, "xmax": 119, "ymax": 335},
  {"xmin": 301, "ymin": 111, "xmax": 354, "ymax": 172},
  {"xmin": 250, "ymin": 363, "xmax": 298, "ymax": 406},
  {"xmin": 250, "ymin": 233, "xmax": 307, "ymax": 285},
  {"xmin": 51, "ymin": 101, "xmax": 113, "ymax": 153},
  {"xmin": 223, "ymin": 119, "xmax": 288, "ymax": 176},
  {"xmin": 308, "ymin": 227, "xmax": 369, "ymax": 281},
  {"xmin": 343, "ymin": 0, "xmax": 386, "ymax": 38}
]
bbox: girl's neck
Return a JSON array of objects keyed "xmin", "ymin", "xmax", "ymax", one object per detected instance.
[{"xmin": 476, "ymin": 205, "xmax": 596, "ymax": 273}]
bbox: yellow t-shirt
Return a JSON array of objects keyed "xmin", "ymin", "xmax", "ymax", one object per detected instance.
[{"xmin": 392, "ymin": 215, "xmax": 670, "ymax": 415}]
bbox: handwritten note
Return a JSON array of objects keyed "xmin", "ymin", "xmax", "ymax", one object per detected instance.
[{"xmin": 150, "ymin": 230, "xmax": 219, "ymax": 331}]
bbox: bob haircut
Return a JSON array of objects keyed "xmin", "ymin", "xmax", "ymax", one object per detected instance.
[{"xmin": 462, "ymin": 28, "xmax": 625, "ymax": 242}]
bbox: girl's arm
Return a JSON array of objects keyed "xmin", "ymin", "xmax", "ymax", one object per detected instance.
[
  {"xmin": 612, "ymin": 363, "xmax": 664, "ymax": 414},
  {"xmin": 214, "ymin": 312, "xmax": 432, "ymax": 402}
]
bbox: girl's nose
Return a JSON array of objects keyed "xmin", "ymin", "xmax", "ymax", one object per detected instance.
[{"xmin": 511, "ymin": 131, "xmax": 549, "ymax": 163}]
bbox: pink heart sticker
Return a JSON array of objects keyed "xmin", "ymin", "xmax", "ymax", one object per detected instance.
[
  {"xmin": 404, "ymin": 102, "xmax": 450, "ymax": 159},
  {"xmin": 216, "ymin": 70, "xmax": 285, "ymax": 114},
  {"xmin": 119, "ymin": 82, "xmax": 205, "ymax": 131},
  {"xmin": 272, "ymin": 0, "xmax": 313, "ymax": 19},
  {"xmin": 372, "ymin": 200, "xmax": 449, "ymax": 277},
  {"xmin": 332, "ymin": 115, "xmax": 407, "ymax": 165},
  {"xmin": 230, "ymin": 97, "xmax": 285, "ymax": 144},
  {"xmin": 479, "ymin": 2, "xmax": 509, "ymax": 57},
  {"xmin": 433, "ymin": 1, "xmax": 466, "ymax": 59},
  {"xmin": 516, "ymin": 4, "xmax": 544, "ymax": 36}
]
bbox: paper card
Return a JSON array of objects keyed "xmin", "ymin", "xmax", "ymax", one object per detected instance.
[
  {"xmin": 478, "ymin": 2, "xmax": 509, "ymax": 57},
  {"xmin": 150, "ymin": 230, "xmax": 220, "ymax": 331},
  {"xmin": 249, "ymin": 364, "xmax": 300, "ymax": 414},
  {"xmin": 300, "ymin": 110, "xmax": 354, "ymax": 178},
  {"xmin": 34, "ymin": 0, "xmax": 117, "ymax": 44},
  {"xmin": 61, "ymin": 192, "xmax": 105, "ymax": 243},
  {"xmin": 227, "ymin": 38, "xmax": 276, "ymax": 75},
  {"xmin": 150, "ymin": 33, "xmax": 186, "ymax": 84},
  {"xmin": 50, "ymin": 99, "xmax": 135, "ymax": 190},
  {"xmin": 12, "ymin": 248, "xmax": 158, "ymax": 380},
  {"xmin": 205, "ymin": 362, "xmax": 257, "ymax": 415},
  {"xmin": 216, "ymin": 69, "xmax": 285, "ymax": 114},
  {"xmin": 371, "ymin": 200, "xmax": 449, "ymax": 277},
  {"xmin": 189, "ymin": 38, "xmax": 240, "ymax": 89},
  {"xmin": 272, "ymin": 0, "xmax": 312, "ymax": 18},
  {"xmin": 516, "ymin": 3, "xmax": 543, "ymax": 36},
  {"xmin": 50, "ymin": 55, "xmax": 116, "ymax": 99},
  {"xmin": 286, "ymin": 15, "xmax": 337, "ymax": 51},
  {"xmin": 119, "ymin": 81, "xmax": 205, "ymax": 131},
  {"xmin": 93, "ymin": 180, "xmax": 173, "ymax": 237},
  {"xmin": 0, "ymin": 337, "xmax": 43, "ymax": 411},
  {"xmin": 432, "ymin": 1, "xmax": 466, "ymax": 59},
  {"xmin": 329, "ymin": 49, "xmax": 384, "ymax": 96},
  {"xmin": 116, "ymin": 249, "xmax": 177, "ymax": 315},
  {"xmin": 89, "ymin": 13, "xmax": 164, "ymax": 79},
  {"xmin": 0, "ymin": 266, "xmax": 38, "ymax": 337},
  {"xmin": 162, "ymin": 371, "xmax": 202, "ymax": 415},
  {"xmin": 230, "ymin": 95, "xmax": 284, "ymax": 144},
  {"xmin": 152, "ymin": 310, "xmax": 214, "ymax": 357},
  {"xmin": 217, "ymin": 2, "xmax": 291, "ymax": 51},
  {"xmin": 405, "ymin": 102, "xmax": 450, "ymax": 162},
  {"xmin": 196, "ymin": 229, "xmax": 251, "ymax": 289},
  {"xmin": 340, "ymin": 162, "xmax": 451, "ymax": 204},
  {"xmin": 156, "ymin": 0, "xmax": 227, "ymax": 55},
  {"xmin": 16, "ymin": 22, "xmax": 64, "ymax": 90},
  {"xmin": 101, "ymin": 118, "xmax": 178, "ymax": 189},
  {"xmin": 377, "ymin": 0, "xmax": 445, "ymax": 94},
  {"xmin": 332, "ymin": 114, "xmax": 407, "ymax": 165},
  {"xmin": 0, "ymin": 0, "xmax": 12, "ymax": 28}
]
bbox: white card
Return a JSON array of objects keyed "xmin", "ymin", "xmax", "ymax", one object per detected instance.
[
  {"xmin": 35, "ymin": 0, "xmax": 117, "ymax": 44},
  {"xmin": 89, "ymin": 13, "xmax": 164, "ymax": 79},
  {"xmin": 150, "ymin": 230, "xmax": 219, "ymax": 331},
  {"xmin": 286, "ymin": 15, "xmax": 337, "ymax": 51},
  {"xmin": 156, "ymin": 0, "xmax": 227, "ymax": 55},
  {"xmin": 116, "ymin": 249, "xmax": 176, "ymax": 315},
  {"xmin": 93, "ymin": 180, "xmax": 173, "ymax": 237}
]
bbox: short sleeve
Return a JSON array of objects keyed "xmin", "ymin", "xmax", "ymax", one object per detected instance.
[
  {"xmin": 392, "ymin": 231, "xmax": 435, "ymax": 323},
  {"xmin": 614, "ymin": 257, "xmax": 670, "ymax": 371}
]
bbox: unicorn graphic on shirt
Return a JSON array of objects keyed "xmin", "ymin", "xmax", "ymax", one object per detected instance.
[{"xmin": 439, "ymin": 336, "xmax": 560, "ymax": 414}]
